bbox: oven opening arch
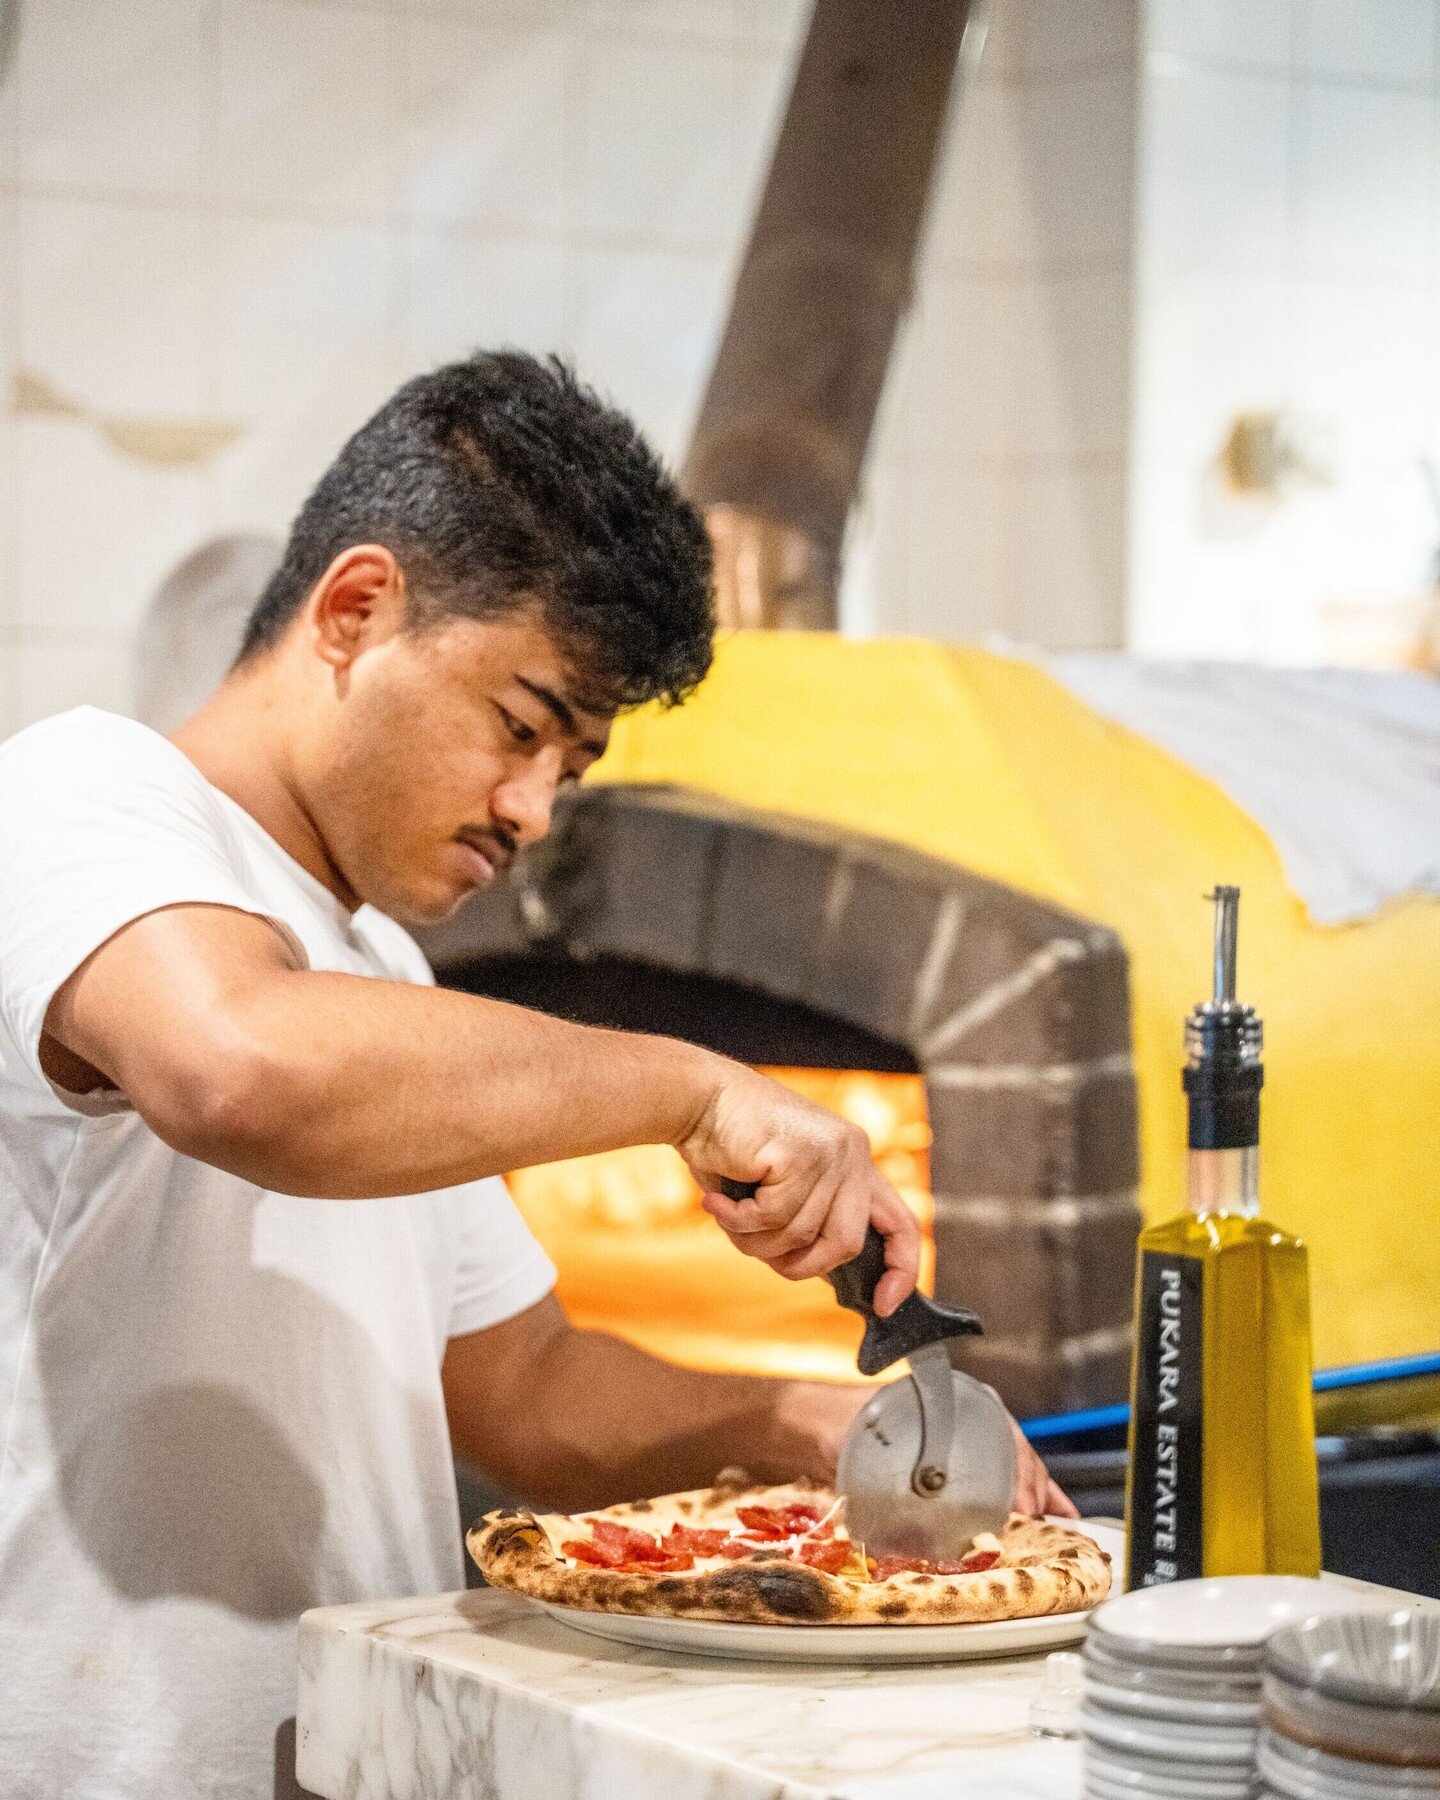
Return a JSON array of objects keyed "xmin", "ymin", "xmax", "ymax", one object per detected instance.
[{"xmin": 418, "ymin": 784, "xmax": 1141, "ymax": 1419}]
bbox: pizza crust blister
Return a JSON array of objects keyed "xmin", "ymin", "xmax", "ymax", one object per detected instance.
[{"xmin": 468, "ymin": 1477, "xmax": 1112, "ymax": 1627}]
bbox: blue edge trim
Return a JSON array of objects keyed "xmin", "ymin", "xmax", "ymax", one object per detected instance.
[{"xmin": 1020, "ymin": 1349, "xmax": 1440, "ymax": 1442}]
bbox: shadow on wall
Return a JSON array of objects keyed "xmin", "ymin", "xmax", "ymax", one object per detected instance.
[{"xmin": 134, "ymin": 534, "xmax": 281, "ymax": 733}]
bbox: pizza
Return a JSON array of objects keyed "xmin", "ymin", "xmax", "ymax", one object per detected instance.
[{"xmin": 468, "ymin": 1472, "xmax": 1111, "ymax": 1626}]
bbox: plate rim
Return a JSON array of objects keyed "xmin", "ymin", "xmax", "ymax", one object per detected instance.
[{"xmin": 539, "ymin": 1598, "xmax": 1099, "ymax": 1638}]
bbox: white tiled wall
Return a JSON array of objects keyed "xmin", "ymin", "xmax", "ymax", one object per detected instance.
[
  {"xmin": 870, "ymin": 0, "xmax": 1440, "ymax": 663},
  {"xmin": 849, "ymin": 0, "xmax": 1138, "ymax": 651},
  {"xmin": 0, "ymin": 0, "xmax": 805, "ymax": 734},
  {"xmin": 4, "ymin": 0, "xmax": 1432, "ymax": 721},
  {"xmin": 1129, "ymin": 0, "xmax": 1440, "ymax": 661}
]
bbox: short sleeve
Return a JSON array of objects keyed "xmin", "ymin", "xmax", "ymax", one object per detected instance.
[
  {"xmin": 446, "ymin": 1175, "xmax": 557, "ymax": 1339},
  {"xmin": 0, "ymin": 709, "xmax": 304, "ymax": 1099}
]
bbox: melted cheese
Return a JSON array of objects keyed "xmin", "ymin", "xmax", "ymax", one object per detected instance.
[{"xmin": 546, "ymin": 1488, "xmax": 997, "ymax": 1585}]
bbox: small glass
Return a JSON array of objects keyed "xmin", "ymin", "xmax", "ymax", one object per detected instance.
[{"xmin": 1030, "ymin": 1650, "xmax": 1085, "ymax": 1738}]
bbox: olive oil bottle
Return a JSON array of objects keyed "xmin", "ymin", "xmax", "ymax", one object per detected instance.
[{"xmin": 1126, "ymin": 888, "xmax": 1321, "ymax": 1588}]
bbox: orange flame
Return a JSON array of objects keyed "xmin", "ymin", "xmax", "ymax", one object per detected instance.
[{"xmin": 504, "ymin": 1069, "xmax": 933, "ymax": 1382}]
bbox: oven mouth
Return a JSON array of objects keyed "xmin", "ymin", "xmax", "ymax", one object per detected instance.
[
  {"xmin": 445, "ymin": 953, "xmax": 931, "ymax": 1382},
  {"xmin": 445, "ymin": 951, "xmax": 919, "ymax": 1074}
]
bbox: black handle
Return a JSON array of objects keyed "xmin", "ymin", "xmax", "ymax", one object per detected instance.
[{"xmin": 717, "ymin": 1181, "xmax": 983, "ymax": 1378}]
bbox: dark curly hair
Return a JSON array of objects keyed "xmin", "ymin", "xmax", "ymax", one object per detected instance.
[{"xmin": 239, "ymin": 352, "xmax": 715, "ymax": 711}]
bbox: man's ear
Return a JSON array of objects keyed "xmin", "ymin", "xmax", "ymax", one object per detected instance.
[{"xmin": 306, "ymin": 545, "xmax": 407, "ymax": 673}]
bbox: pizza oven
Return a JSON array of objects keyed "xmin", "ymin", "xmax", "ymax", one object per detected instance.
[{"xmin": 418, "ymin": 782, "xmax": 1142, "ymax": 1423}]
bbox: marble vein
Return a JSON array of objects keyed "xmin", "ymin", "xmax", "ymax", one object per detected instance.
[{"xmin": 297, "ymin": 1590, "xmax": 1086, "ymax": 1800}]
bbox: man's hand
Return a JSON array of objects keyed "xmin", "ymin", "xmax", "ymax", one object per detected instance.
[
  {"xmin": 1011, "ymin": 1418, "xmax": 1079, "ymax": 1518},
  {"xmin": 675, "ymin": 1063, "xmax": 920, "ymax": 1317}
]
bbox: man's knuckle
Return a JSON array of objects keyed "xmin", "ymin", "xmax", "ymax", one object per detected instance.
[{"xmin": 839, "ymin": 1224, "xmax": 867, "ymax": 1260}]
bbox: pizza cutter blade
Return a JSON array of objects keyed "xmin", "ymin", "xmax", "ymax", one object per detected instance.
[
  {"xmin": 836, "ymin": 1347, "xmax": 1018, "ymax": 1561},
  {"xmin": 825, "ymin": 1224, "xmax": 1015, "ymax": 1560},
  {"xmin": 716, "ymin": 1185, "xmax": 1018, "ymax": 1564}
]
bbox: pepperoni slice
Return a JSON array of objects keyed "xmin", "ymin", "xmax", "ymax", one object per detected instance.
[
  {"xmin": 867, "ymin": 1555, "xmax": 911, "ymax": 1580},
  {"xmin": 589, "ymin": 1519, "xmax": 664, "ymax": 1554},
  {"xmin": 866, "ymin": 1547, "xmax": 1005, "ymax": 1579},
  {"xmin": 733, "ymin": 1506, "xmax": 789, "ymax": 1539},
  {"xmin": 565, "ymin": 1538, "xmax": 696, "ymax": 1574},
  {"xmin": 563, "ymin": 1538, "xmax": 630, "ymax": 1567},
  {"xmin": 868, "ymin": 1556, "xmax": 913, "ymax": 1579},
  {"xmin": 570, "ymin": 1504, "xmax": 843, "ymax": 1575},
  {"xmin": 574, "ymin": 1520, "xmax": 704, "ymax": 1567},
  {"xmin": 663, "ymin": 1525, "xmax": 733, "ymax": 1555},
  {"xmin": 796, "ymin": 1537, "xmax": 852, "ymax": 1573},
  {"xmin": 734, "ymin": 1502, "xmax": 824, "ymax": 1539},
  {"xmin": 615, "ymin": 1552, "xmax": 695, "ymax": 1573}
]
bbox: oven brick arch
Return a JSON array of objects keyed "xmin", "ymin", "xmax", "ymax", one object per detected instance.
[{"xmin": 417, "ymin": 784, "xmax": 1142, "ymax": 1418}]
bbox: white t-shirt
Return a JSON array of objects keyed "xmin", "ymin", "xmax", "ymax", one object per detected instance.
[{"xmin": 0, "ymin": 708, "xmax": 557, "ymax": 1800}]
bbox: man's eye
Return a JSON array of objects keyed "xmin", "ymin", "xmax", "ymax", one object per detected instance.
[{"xmin": 499, "ymin": 708, "xmax": 537, "ymax": 745}]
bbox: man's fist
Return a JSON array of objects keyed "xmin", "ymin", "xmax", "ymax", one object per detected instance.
[{"xmin": 675, "ymin": 1064, "xmax": 921, "ymax": 1317}]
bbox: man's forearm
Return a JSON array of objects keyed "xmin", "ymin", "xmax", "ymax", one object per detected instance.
[
  {"xmin": 444, "ymin": 1308, "xmax": 863, "ymax": 1513},
  {"xmin": 58, "ymin": 907, "xmax": 917, "ymax": 1308},
  {"xmin": 243, "ymin": 972, "xmax": 726, "ymax": 1194},
  {"xmin": 53, "ymin": 907, "xmax": 730, "ymax": 1198}
]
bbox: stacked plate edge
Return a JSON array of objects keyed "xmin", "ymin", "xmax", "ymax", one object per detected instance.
[
  {"xmin": 1081, "ymin": 1579, "xmax": 1390, "ymax": 1800},
  {"xmin": 1257, "ymin": 1609, "xmax": 1440, "ymax": 1800}
]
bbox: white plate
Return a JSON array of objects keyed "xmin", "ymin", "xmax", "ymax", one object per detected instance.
[
  {"xmin": 537, "ymin": 1519, "xmax": 1123, "ymax": 1666},
  {"xmin": 1259, "ymin": 1732, "xmax": 1440, "ymax": 1798},
  {"xmin": 1082, "ymin": 1701, "xmax": 1257, "ymax": 1764},
  {"xmin": 1084, "ymin": 1744, "xmax": 1258, "ymax": 1799},
  {"xmin": 1084, "ymin": 1674, "xmax": 1261, "ymax": 1724},
  {"xmin": 1093, "ymin": 1578, "xmax": 1385, "ymax": 1654},
  {"xmin": 1260, "ymin": 1746, "xmax": 1439, "ymax": 1800},
  {"xmin": 1085, "ymin": 1773, "xmax": 1255, "ymax": 1800}
]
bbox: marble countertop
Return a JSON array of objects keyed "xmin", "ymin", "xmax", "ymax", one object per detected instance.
[{"xmin": 296, "ymin": 1586, "xmax": 1088, "ymax": 1800}]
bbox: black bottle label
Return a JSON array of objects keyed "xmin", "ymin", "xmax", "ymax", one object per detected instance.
[{"xmin": 1127, "ymin": 1251, "xmax": 1204, "ymax": 1587}]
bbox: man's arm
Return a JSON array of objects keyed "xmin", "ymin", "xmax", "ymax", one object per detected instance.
[
  {"xmin": 44, "ymin": 904, "xmax": 919, "ymax": 1303},
  {"xmin": 442, "ymin": 1295, "xmax": 1077, "ymax": 1517},
  {"xmin": 442, "ymin": 1295, "xmax": 856, "ymax": 1511}
]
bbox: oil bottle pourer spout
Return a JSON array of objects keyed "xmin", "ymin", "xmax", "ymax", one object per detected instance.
[{"xmin": 1206, "ymin": 885, "xmax": 1241, "ymax": 1007}]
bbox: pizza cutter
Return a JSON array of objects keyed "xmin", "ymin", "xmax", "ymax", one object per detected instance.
[{"xmin": 718, "ymin": 1183, "xmax": 1019, "ymax": 1562}]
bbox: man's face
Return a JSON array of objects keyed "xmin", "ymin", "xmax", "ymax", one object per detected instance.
[{"xmin": 299, "ymin": 605, "xmax": 613, "ymax": 925}]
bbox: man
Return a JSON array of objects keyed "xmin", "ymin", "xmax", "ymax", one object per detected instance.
[{"xmin": 0, "ymin": 354, "xmax": 1067, "ymax": 1799}]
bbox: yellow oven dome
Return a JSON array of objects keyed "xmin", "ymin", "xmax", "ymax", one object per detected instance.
[{"xmin": 593, "ymin": 633, "xmax": 1440, "ymax": 1375}]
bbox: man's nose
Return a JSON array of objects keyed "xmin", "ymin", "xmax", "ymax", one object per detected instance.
[{"xmin": 493, "ymin": 756, "xmax": 561, "ymax": 847}]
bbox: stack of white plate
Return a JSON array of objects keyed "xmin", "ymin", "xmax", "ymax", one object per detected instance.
[
  {"xmin": 1258, "ymin": 1610, "xmax": 1440, "ymax": 1800},
  {"xmin": 1081, "ymin": 1579, "xmax": 1382, "ymax": 1800}
]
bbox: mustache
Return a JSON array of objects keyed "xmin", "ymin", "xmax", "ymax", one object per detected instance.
[{"xmin": 457, "ymin": 825, "xmax": 517, "ymax": 869}]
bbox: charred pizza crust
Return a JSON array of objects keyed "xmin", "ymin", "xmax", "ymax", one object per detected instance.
[{"xmin": 468, "ymin": 1477, "xmax": 1111, "ymax": 1626}]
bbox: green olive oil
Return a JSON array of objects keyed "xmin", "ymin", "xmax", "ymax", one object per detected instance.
[{"xmin": 1125, "ymin": 889, "xmax": 1321, "ymax": 1588}]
